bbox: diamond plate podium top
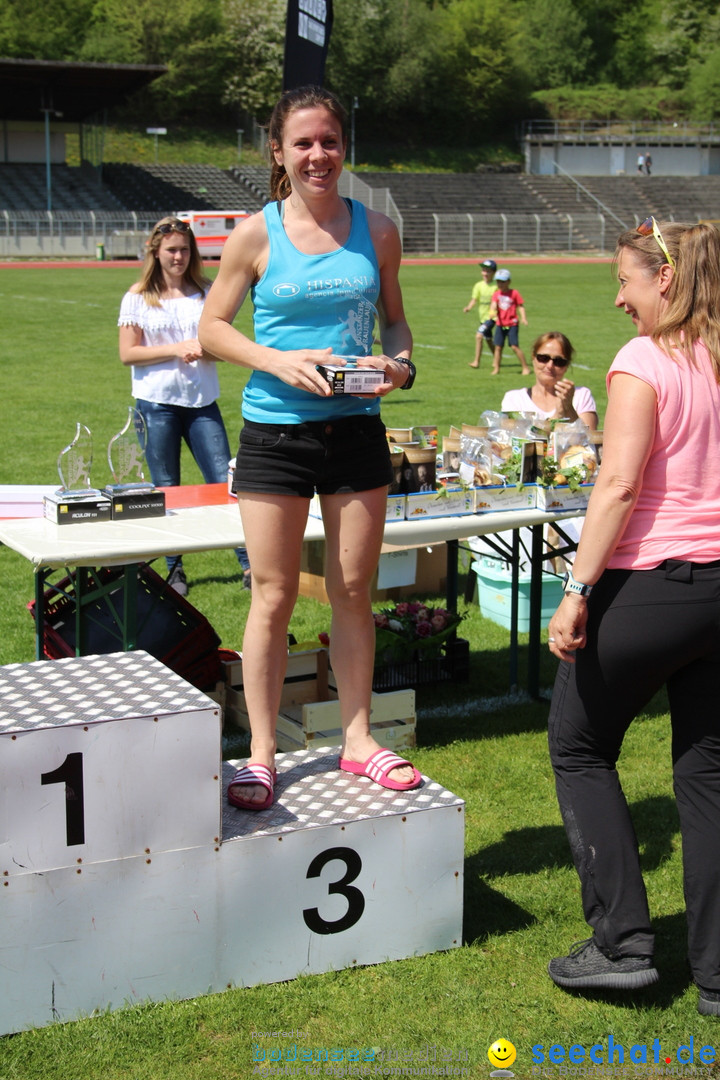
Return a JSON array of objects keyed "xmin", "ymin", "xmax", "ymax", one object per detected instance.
[
  {"xmin": 0, "ymin": 651, "xmax": 217, "ymax": 733},
  {"xmin": 221, "ymin": 747, "xmax": 464, "ymax": 842}
]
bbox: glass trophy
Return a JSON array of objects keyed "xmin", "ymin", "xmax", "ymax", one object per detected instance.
[
  {"xmin": 104, "ymin": 407, "xmax": 165, "ymax": 519},
  {"xmin": 56, "ymin": 423, "xmax": 101, "ymax": 499},
  {"xmin": 106, "ymin": 407, "xmax": 154, "ymax": 494},
  {"xmin": 44, "ymin": 423, "xmax": 112, "ymax": 524}
]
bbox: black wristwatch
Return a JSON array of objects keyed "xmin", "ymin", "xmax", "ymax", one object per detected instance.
[{"xmin": 394, "ymin": 356, "xmax": 416, "ymax": 390}]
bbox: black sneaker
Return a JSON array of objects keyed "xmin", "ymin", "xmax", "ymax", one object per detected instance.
[
  {"xmin": 698, "ymin": 987, "xmax": 720, "ymax": 1016},
  {"xmin": 548, "ymin": 938, "xmax": 659, "ymax": 990},
  {"xmin": 167, "ymin": 565, "xmax": 188, "ymax": 597}
]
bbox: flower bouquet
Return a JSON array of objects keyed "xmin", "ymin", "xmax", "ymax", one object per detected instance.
[
  {"xmin": 372, "ymin": 602, "xmax": 463, "ymax": 665},
  {"xmin": 318, "ymin": 603, "xmax": 468, "ymax": 690}
]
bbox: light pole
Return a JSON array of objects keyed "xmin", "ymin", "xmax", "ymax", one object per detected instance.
[
  {"xmin": 146, "ymin": 127, "xmax": 167, "ymax": 164},
  {"xmin": 237, "ymin": 129, "xmax": 244, "ymax": 164},
  {"xmin": 42, "ymin": 106, "xmax": 53, "ymax": 212},
  {"xmin": 41, "ymin": 93, "xmax": 62, "ymax": 213},
  {"xmin": 351, "ymin": 97, "xmax": 359, "ymax": 169}
]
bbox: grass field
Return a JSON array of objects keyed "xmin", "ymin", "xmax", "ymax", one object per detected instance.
[{"xmin": 0, "ymin": 259, "xmax": 709, "ymax": 1079}]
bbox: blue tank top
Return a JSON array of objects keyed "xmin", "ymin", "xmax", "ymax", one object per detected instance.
[{"xmin": 243, "ymin": 198, "xmax": 382, "ymax": 423}]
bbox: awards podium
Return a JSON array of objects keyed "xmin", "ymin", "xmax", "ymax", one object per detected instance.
[{"xmin": 0, "ymin": 651, "xmax": 464, "ymax": 1035}]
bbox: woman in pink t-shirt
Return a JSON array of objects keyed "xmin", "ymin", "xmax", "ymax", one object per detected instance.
[{"xmin": 545, "ymin": 219, "xmax": 720, "ymax": 1014}]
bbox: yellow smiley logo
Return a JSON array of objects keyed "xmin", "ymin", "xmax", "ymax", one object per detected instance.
[{"xmin": 488, "ymin": 1039, "xmax": 517, "ymax": 1069}]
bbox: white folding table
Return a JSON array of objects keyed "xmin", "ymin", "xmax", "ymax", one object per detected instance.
[{"xmin": 0, "ymin": 485, "xmax": 582, "ymax": 695}]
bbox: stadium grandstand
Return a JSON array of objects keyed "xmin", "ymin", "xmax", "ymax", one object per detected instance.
[{"xmin": 4, "ymin": 59, "xmax": 720, "ymax": 257}]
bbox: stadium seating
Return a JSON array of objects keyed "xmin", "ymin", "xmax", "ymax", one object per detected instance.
[
  {"xmin": 0, "ymin": 164, "xmax": 124, "ymax": 211},
  {"xmin": 101, "ymin": 164, "xmax": 264, "ymax": 214},
  {"xmin": 5, "ymin": 161, "xmax": 720, "ymax": 254},
  {"xmin": 228, "ymin": 165, "xmax": 273, "ymax": 205},
  {"xmin": 357, "ymin": 172, "xmax": 720, "ymax": 250}
]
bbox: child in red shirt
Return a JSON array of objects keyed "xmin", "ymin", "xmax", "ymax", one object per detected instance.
[{"xmin": 490, "ymin": 269, "xmax": 530, "ymax": 375}]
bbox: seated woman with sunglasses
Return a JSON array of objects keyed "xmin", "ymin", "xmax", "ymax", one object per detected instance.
[
  {"xmin": 500, "ymin": 331, "xmax": 598, "ymax": 430},
  {"xmin": 118, "ymin": 216, "xmax": 250, "ymax": 595}
]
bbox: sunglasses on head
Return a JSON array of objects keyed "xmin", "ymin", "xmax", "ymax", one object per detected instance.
[
  {"xmin": 636, "ymin": 216, "xmax": 676, "ymax": 269},
  {"xmin": 535, "ymin": 352, "xmax": 569, "ymax": 367},
  {"xmin": 155, "ymin": 220, "xmax": 191, "ymax": 235}
]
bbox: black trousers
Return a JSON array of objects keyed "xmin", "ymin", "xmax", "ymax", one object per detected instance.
[{"xmin": 548, "ymin": 560, "xmax": 720, "ymax": 988}]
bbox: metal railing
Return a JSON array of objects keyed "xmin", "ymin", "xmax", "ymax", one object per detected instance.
[
  {"xmin": 520, "ymin": 119, "xmax": 720, "ymax": 141},
  {"xmin": 1, "ymin": 207, "xmax": 686, "ymax": 259},
  {"xmin": 430, "ymin": 210, "xmax": 692, "ymax": 254},
  {"xmin": 0, "ymin": 210, "xmax": 161, "ymax": 259},
  {"xmin": 552, "ymin": 162, "xmax": 628, "ymax": 230},
  {"xmin": 338, "ymin": 172, "xmax": 403, "ymax": 245},
  {"xmin": 0, "ymin": 179, "xmax": 404, "ymax": 257},
  {"xmin": 430, "ymin": 211, "xmax": 663, "ymax": 254}
]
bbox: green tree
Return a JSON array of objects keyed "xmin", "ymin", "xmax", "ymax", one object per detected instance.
[
  {"xmin": 432, "ymin": 0, "xmax": 531, "ymax": 137},
  {"xmin": 221, "ymin": 0, "xmax": 285, "ymax": 120},
  {"xmin": 0, "ymin": 0, "xmax": 715, "ymax": 144},
  {"xmin": 611, "ymin": 0, "xmax": 719, "ymax": 90},
  {"xmin": 327, "ymin": 0, "xmax": 532, "ymax": 144},
  {"xmin": 571, "ymin": 0, "xmax": 628, "ymax": 83},
  {"xmin": 79, "ymin": 0, "xmax": 231, "ymax": 122},
  {"xmin": 327, "ymin": 0, "xmax": 445, "ymax": 128},
  {"xmin": 646, "ymin": 0, "xmax": 717, "ymax": 89},
  {"xmin": 688, "ymin": 48, "xmax": 720, "ymax": 119},
  {"xmin": 517, "ymin": 0, "xmax": 592, "ymax": 89},
  {"xmin": 0, "ymin": 0, "xmax": 94, "ymax": 59}
]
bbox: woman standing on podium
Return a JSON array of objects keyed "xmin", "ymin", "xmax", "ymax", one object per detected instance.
[
  {"xmin": 199, "ymin": 85, "xmax": 422, "ymax": 810},
  {"xmin": 118, "ymin": 216, "xmax": 250, "ymax": 595}
]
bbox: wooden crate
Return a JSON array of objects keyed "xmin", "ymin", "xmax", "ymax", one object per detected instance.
[
  {"xmin": 274, "ymin": 690, "xmax": 416, "ymax": 753},
  {"xmin": 222, "ymin": 648, "xmax": 416, "ymax": 753},
  {"xmin": 298, "ymin": 539, "xmax": 448, "ymax": 604},
  {"xmin": 223, "ymin": 648, "xmax": 334, "ymax": 711}
]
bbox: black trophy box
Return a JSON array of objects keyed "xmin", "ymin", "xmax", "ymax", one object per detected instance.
[
  {"xmin": 43, "ymin": 492, "xmax": 113, "ymax": 525},
  {"xmin": 104, "ymin": 487, "xmax": 166, "ymax": 520}
]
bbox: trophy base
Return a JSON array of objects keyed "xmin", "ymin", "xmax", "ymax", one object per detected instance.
[
  {"xmin": 103, "ymin": 486, "xmax": 166, "ymax": 520},
  {"xmin": 44, "ymin": 491, "xmax": 112, "ymax": 525}
]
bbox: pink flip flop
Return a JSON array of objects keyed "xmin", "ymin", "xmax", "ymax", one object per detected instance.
[
  {"xmin": 227, "ymin": 763, "xmax": 277, "ymax": 811},
  {"xmin": 338, "ymin": 748, "xmax": 422, "ymax": 791}
]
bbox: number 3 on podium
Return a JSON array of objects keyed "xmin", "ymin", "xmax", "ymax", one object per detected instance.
[{"xmin": 304, "ymin": 847, "xmax": 365, "ymax": 934}]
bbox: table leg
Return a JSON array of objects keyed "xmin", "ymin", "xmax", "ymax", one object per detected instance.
[
  {"xmin": 509, "ymin": 530, "xmax": 520, "ymax": 691},
  {"xmin": 34, "ymin": 569, "xmax": 47, "ymax": 661},
  {"xmin": 78, "ymin": 565, "xmax": 139, "ymax": 652},
  {"xmin": 123, "ymin": 565, "xmax": 139, "ymax": 650},
  {"xmin": 446, "ymin": 539, "xmax": 459, "ymax": 614},
  {"xmin": 527, "ymin": 523, "xmax": 544, "ymax": 699},
  {"xmin": 35, "ymin": 565, "xmax": 141, "ymax": 658}
]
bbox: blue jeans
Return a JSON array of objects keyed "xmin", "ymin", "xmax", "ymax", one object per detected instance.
[{"xmin": 135, "ymin": 398, "xmax": 249, "ymax": 573}]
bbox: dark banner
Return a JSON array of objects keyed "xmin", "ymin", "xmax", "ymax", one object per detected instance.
[{"xmin": 283, "ymin": 0, "xmax": 334, "ymax": 91}]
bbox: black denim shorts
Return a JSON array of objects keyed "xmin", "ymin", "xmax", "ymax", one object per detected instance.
[{"xmin": 232, "ymin": 413, "xmax": 393, "ymax": 498}]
